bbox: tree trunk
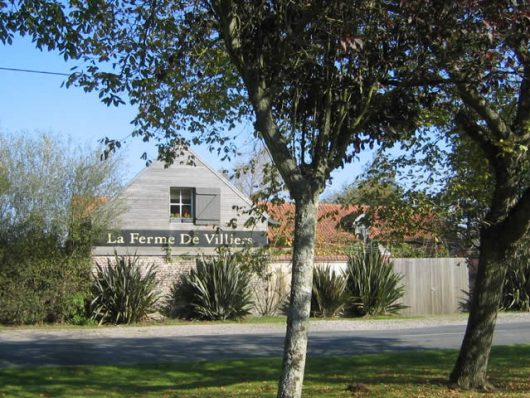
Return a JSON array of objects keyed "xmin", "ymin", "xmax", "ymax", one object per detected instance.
[
  {"xmin": 449, "ymin": 229, "xmax": 508, "ymax": 390},
  {"xmin": 277, "ymin": 190, "xmax": 319, "ymax": 398}
]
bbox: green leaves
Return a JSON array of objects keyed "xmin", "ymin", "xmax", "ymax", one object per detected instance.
[
  {"xmin": 311, "ymin": 266, "xmax": 349, "ymax": 318},
  {"xmin": 168, "ymin": 252, "xmax": 254, "ymax": 321},
  {"xmin": 501, "ymin": 240, "xmax": 530, "ymax": 311},
  {"xmin": 346, "ymin": 247, "xmax": 406, "ymax": 316},
  {"xmin": 90, "ymin": 254, "xmax": 160, "ymax": 325}
]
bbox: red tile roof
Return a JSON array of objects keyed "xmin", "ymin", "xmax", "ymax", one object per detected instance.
[
  {"xmin": 266, "ymin": 203, "xmax": 368, "ymax": 256},
  {"xmin": 266, "ymin": 202, "xmax": 439, "ymax": 256}
]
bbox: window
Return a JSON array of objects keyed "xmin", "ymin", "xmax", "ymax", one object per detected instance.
[
  {"xmin": 170, "ymin": 188, "xmax": 193, "ymax": 222},
  {"xmin": 169, "ymin": 187, "xmax": 221, "ymax": 225}
]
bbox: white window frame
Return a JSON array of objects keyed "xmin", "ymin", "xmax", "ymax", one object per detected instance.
[{"xmin": 169, "ymin": 187, "xmax": 194, "ymax": 223}]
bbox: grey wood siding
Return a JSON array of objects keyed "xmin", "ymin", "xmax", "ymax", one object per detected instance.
[{"xmin": 93, "ymin": 149, "xmax": 266, "ymax": 256}]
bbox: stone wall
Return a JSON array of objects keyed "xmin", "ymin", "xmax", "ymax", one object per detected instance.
[{"xmin": 92, "ymin": 255, "xmax": 196, "ymax": 297}]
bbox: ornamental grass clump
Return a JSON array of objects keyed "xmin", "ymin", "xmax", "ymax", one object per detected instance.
[
  {"xmin": 346, "ymin": 248, "xmax": 406, "ymax": 316},
  {"xmin": 311, "ymin": 266, "xmax": 349, "ymax": 318},
  {"xmin": 168, "ymin": 252, "xmax": 253, "ymax": 320},
  {"xmin": 90, "ymin": 254, "xmax": 159, "ymax": 325}
]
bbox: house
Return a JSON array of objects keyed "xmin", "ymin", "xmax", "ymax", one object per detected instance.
[
  {"xmin": 266, "ymin": 202, "xmax": 367, "ymax": 259},
  {"xmin": 91, "ymin": 147, "xmax": 268, "ymax": 288},
  {"xmin": 266, "ymin": 202, "xmax": 449, "ymax": 258}
]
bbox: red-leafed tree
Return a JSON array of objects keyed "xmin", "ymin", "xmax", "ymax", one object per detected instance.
[{"xmin": 4, "ymin": 0, "xmax": 528, "ymax": 395}]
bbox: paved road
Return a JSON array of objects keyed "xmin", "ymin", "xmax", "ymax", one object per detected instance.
[{"xmin": 1, "ymin": 316, "xmax": 529, "ymax": 368}]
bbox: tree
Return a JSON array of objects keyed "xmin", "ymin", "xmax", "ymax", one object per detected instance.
[
  {"xmin": 395, "ymin": 1, "xmax": 530, "ymax": 389},
  {"xmin": 1, "ymin": 2, "xmax": 431, "ymax": 396},
  {"xmin": 323, "ymin": 153, "xmax": 450, "ymax": 258},
  {"xmin": 0, "ymin": 131, "xmax": 123, "ymax": 324},
  {"xmin": 324, "ymin": 156, "xmax": 403, "ymax": 206},
  {"xmin": 0, "ymin": 131, "xmax": 122, "ymax": 239},
  {"xmin": 227, "ymin": 142, "xmax": 285, "ymax": 199}
]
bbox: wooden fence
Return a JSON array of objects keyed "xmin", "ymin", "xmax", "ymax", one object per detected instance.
[
  {"xmin": 272, "ymin": 257, "xmax": 470, "ymax": 315},
  {"xmin": 393, "ymin": 258, "xmax": 469, "ymax": 315}
]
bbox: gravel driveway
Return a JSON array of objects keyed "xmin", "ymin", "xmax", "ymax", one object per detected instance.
[{"xmin": 2, "ymin": 312, "xmax": 528, "ymax": 342}]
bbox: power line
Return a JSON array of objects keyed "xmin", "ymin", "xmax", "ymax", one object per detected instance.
[{"xmin": 0, "ymin": 66, "xmax": 69, "ymax": 77}]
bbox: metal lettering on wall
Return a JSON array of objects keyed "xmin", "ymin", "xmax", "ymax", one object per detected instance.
[{"xmin": 99, "ymin": 230, "xmax": 267, "ymax": 247}]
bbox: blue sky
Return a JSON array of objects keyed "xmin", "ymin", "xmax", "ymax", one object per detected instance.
[{"xmin": 0, "ymin": 35, "xmax": 372, "ymax": 198}]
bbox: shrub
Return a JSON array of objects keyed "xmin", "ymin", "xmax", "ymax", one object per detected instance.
[
  {"xmin": 311, "ymin": 266, "xmax": 349, "ymax": 317},
  {"xmin": 501, "ymin": 256, "xmax": 530, "ymax": 311},
  {"xmin": 168, "ymin": 252, "xmax": 253, "ymax": 320},
  {"xmin": 0, "ymin": 229, "xmax": 91, "ymax": 325},
  {"xmin": 346, "ymin": 248, "xmax": 406, "ymax": 316},
  {"xmin": 90, "ymin": 254, "xmax": 159, "ymax": 325},
  {"xmin": 0, "ymin": 132, "xmax": 122, "ymax": 325}
]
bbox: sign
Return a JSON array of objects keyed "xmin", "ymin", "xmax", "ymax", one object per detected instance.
[{"xmin": 98, "ymin": 230, "xmax": 267, "ymax": 248}]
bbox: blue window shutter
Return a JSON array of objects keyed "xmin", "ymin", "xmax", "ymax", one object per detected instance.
[{"xmin": 195, "ymin": 188, "xmax": 221, "ymax": 225}]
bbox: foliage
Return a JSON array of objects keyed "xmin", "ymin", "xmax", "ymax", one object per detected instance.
[
  {"xmin": 502, "ymin": 264, "xmax": 530, "ymax": 312},
  {"xmin": 226, "ymin": 143, "xmax": 285, "ymax": 198},
  {"xmin": 324, "ymin": 159, "xmax": 403, "ymax": 206},
  {"xmin": 168, "ymin": 252, "xmax": 253, "ymax": 321},
  {"xmin": 0, "ymin": 2, "xmax": 437, "ymax": 394},
  {"xmin": 230, "ymin": 246, "xmax": 270, "ymax": 277},
  {"xmin": 386, "ymin": 241, "xmax": 449, "ymax": 258},
  {"xmin": 217, "ymin": 247, "xmax": 287, "ymax": 317},
  {"xmin": 0, "ymin": 132, "xmax": 122, "ymax": 245},
  {"xmin": 310, "ymin": 266, "xmax": 349, "ymax": 318},
  {"xmin": 90, "ymin": 255, "xmax": 160, "ymax": 325},
  {"xmin": 64, "ymin": 292, "xmax": 94, "ymax": 326},
  {"xmin": 346, "ymin": 248, "xmax": 406, "ymax": 316},
  {"xmin": 0, "ymin": 132, "xmax": 122, "ymax": 325},
  {"xmin": 501, "ymin": 242, "xmax": 530, "ymax": 312},
  {"xmin": 393, "ymin": 2, "xmax": 530, "ymax": 387},
  {"xmin": 2, "ymin": 346, "xmax": 530, "ymax": 397},
  {"xmin": 0, "ymin": 230, "xmax": 92, "ymax": 325}
]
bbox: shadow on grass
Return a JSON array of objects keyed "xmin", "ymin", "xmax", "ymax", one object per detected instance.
[
  {"xmin": 0, "ymin": 346, "xmax": 529, "ymax": 397},
  {"xmin": 0, "ymin": 359, "xmax": 281, "ymax": 397}
]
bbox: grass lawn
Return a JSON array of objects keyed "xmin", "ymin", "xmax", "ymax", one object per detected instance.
[{"xmin": 1, "ymin": 345, "xmax": 529, "ymax": 397}]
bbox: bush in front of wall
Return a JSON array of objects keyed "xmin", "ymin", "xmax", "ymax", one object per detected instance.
[
  {"xmin": 0, "ymin": 228, "xmax": 92, "ymax": 325},
  {"xmin": 311, "ymin": 266, "xmax": 349, "ymax": 318},
  {"xmin": 345, "ymin": 248, "xmax": 406, "ymax": 316},
  {"xmin": 501, "ymin": 251, "xmax": 530, "ymax": 311},
  {"xmin": 167, "ymin": 252, "xmax": 254, "ymax": 320},
  {"xmin": 90, "ymin": 254, "xmax": 159, "ymax": 325}
]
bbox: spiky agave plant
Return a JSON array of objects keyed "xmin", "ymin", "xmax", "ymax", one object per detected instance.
[
  {"xmin": 311, "ymin": 265, "xmax": 349, "ymax": 318},
  {"xmin": 90, "ymin": 254, "xmax": 159, "ymax": 325},
  {"xmin": 501, "ymin": 254, "xmax": 530, "ymax": 311},
  {"xmin": 169, "ymin": 251, "xmax": 254, "ymax": 320},
  {"xmin": 346, "ymin": 248, "xmax": 406, "ymax": 316}
]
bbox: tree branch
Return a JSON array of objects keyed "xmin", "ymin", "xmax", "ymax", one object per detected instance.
[
  {"xmin": 455, "ymin": 110, "xmax": 499, "ymax": 167},
  {"xmin": 453, "ymin": 79, "xmax": 511, "ymax": 139},
  {"xmin": 210, "ymin": 1, "xmax": 302, "ymax": 192},
  {"xmin": 329, "ymin": 83, "xmax": 377, "ymax": 171}
]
